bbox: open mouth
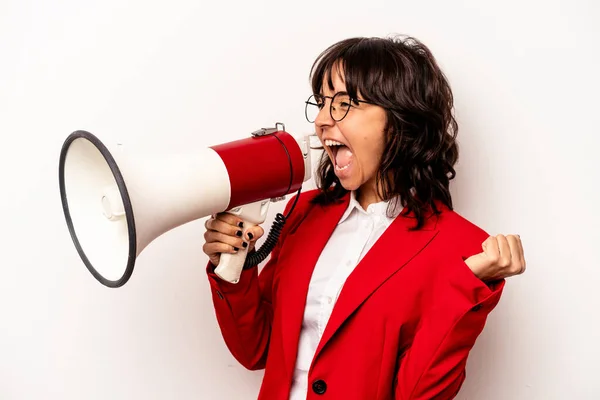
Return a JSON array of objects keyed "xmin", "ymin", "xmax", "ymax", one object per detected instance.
[{"xmin": 325, "ymin": 139, "xmax": 353, "ymax": 171}]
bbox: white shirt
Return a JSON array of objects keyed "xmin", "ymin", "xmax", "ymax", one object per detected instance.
[{"xmin": 289, "ymin": 191, "xmax": 401, "ymax": 400}]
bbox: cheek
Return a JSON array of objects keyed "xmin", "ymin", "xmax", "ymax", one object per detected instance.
[
  {"xmin": 357, "ymin": 135, "xmax": 385, "ymax": 170},
  {"xmin": 374, "ymin": 138, "xmax": 386, "ymax": 164},
  {"xmin": 363, "ymin": 137, "xmax": 383, "ymax": 164}
]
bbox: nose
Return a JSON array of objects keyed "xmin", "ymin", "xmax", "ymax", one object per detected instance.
[{"xmin": 315, "ymin": 99, "xmax": 335, "ymax": 129}]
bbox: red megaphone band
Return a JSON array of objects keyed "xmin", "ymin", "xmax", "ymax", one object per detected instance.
[{"xmin": 210, "ymin": 131, "xmax": 305, "ymax": 209}]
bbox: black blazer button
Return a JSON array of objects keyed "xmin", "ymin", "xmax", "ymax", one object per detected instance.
[{"xmin": 312, "ymin": 379, "xmax": 327, "ymax": 394}]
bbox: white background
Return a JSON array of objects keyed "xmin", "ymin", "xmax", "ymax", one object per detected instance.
[{"xmin": 1, "ymin": 0, "xmax": 599, "ymax": 399}]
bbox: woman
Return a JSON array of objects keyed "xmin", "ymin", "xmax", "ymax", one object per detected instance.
[{"xmin": 203, "ymin": 35, "xmax": 525, "ymax": 400}]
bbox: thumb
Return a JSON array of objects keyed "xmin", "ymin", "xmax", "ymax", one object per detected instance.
[{"xmin": 464, "ymin": 252, "xmax": 489, "ymax": 274}]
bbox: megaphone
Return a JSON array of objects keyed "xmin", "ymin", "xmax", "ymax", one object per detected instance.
[{"xmin": 58, "ymin": 122, "xmax": 312, "ymax": 288}]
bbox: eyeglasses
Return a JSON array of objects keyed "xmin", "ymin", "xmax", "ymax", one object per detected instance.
[{"xmin": 304, "ymin": 92, "xmax": 376, "ymax": 123}]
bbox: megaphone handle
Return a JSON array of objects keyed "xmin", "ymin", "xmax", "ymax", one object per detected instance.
[
  {"xmin": 213, "ymin": 200, "xmax": 270, "ymax": 283},
  {"xmin": 214, "ymin": 221, "xmax": 257, "ymax": 284}
]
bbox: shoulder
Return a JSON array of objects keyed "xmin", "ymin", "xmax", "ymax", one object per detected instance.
[
  {"xmin": 433, "ymin": 207, "xmax": 490, "ymax": 259},
  {"xmin": 283, "ymin": 188, "xmax": 321, "ymax": 214},
  {"xmin": 279, "ymin": 188, "xmax": 322, "ymax": 233}
]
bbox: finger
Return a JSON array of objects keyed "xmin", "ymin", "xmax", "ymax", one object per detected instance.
[
  {"xmin": 203, "ymin": 241, "xmax": 240, "ymax": 257},
  {"xmin": 245, "ymin": 225, "xmax": 265, "ymax": 243},
  {"xmin": 483, "ymin": 235, "xmax": 500, "ymax": 263},
  {"xmin": 215, "ymin": 212, "xmax": 245, "ymax": 229},
  {"xmin": 481, "ymin": 236, "xmax": 489, "ymax": 252},
  {"xmin": 204, "ymin": 229, "xmax": 248, "ymax": 251},
  {"xmin": 463, "ymin": 252, "xmax": 489, "ymax": 278},
  {"xmin": 207, "ymin": 217, "xmax": 245, "ymax": 239},
  {"xmin": 516, "ymin": 235, "xmax": 526, "ymax": 273},
  {"xmin": 506, "ymin": 235, "xmax": 522, "ymax": 261},
  {"xmin": 496, "ymin": 234, "xmax": 512, "ymax": 267},
  {"xmin": 506, "ymin": 235, "xmax": 524, "ymax": 274}
]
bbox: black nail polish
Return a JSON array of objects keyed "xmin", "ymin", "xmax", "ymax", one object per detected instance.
[
  {"xmin": 247, "ymin": 232, "xmax": 254, "ymax": 240},
  {"xmin": 233, "ymin": 247, "xmax": 239, "ymax": 251},
  {"xmin": 236, "ymin": 230, "xmax": 242, "ymax": 237},
  {"xmin": 238, "ymin": 222, "xmax": 244, "ymax": 228},
  {"xmin": 242, "ymin": 242, "xmax": 248, "ymax": 248}
]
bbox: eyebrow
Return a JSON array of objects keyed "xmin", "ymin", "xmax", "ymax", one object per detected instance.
[{"xmin": 317, "ymin": 90, "xmax": 349, "ymax": 97}]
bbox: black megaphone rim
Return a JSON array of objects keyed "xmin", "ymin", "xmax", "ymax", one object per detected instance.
[{"xmin": 58, "ymin": 130, "xmax": 137, "ymax": 288}]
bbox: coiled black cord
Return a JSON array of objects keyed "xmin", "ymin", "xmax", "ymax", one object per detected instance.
[
  {"xmin": 243, "ymin": 186, "xmax": 302, "ymax": 269},
  {"xmin": 242, "ymin": 131, "xmax": 304, "ymax": 271}
]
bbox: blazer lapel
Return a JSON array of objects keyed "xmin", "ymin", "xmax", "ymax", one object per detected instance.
[
  {"xmin": 313, "ymin": 209, "xmax": 439, "ymax": 359},
  {"xmin": 279, "ymin": 193, "xmax": 351, "ymax": 379}
]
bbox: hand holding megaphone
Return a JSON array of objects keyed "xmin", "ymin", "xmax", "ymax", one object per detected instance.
[
  {"xmin": 202, "ymin": 211, "xmax": 265, "ymax": 273},
  {"xmin": 59, "ymin": 122, "xmax": 312, "ymax": 288}
]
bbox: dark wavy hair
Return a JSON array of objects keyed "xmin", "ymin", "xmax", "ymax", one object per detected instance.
[{"xmin": 308, "ymin": 35, "xmax": 459, "ymax": 230}]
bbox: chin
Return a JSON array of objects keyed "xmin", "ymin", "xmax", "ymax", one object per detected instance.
[{"xmin": 336, "ymin": 177, "xmax": 360, "ymax": 192}]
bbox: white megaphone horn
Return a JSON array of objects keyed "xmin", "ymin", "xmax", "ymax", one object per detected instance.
[{"xmin": 58, "ymin": 122, "xmax": 312, "ymax": 288}]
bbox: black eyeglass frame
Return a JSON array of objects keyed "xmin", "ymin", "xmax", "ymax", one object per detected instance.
[{"xmin": 304, "ymin": 92, "xmax": 378, "ymax": 123}]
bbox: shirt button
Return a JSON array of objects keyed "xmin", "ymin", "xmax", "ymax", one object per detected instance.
[{"xmin": 312, "ymin": 379, "xmax": 327, "ymax": 394}]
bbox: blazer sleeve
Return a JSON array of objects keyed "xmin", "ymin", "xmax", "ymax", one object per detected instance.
[
  {"xmin": 205, "ymin": 193, "xmax": 306, "ymax": 371},
  {"xmin": 394, "ymin": 256, "xmax": 505, "ymax": 399}
]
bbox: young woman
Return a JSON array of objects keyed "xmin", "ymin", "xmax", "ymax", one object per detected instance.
[{"xmin": 202, "ymin": 35, "xmax": 525, "ymax": 399}]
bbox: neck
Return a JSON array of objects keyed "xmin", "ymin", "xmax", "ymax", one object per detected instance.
[{"xmin": 356, "ymin": 186, "xmax": 382, "ymax": 210}]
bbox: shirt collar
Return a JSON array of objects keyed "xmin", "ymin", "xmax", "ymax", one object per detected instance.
[{"xmin": 338, "ymin": 191, "xmax": 401, "ymax": 225}]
